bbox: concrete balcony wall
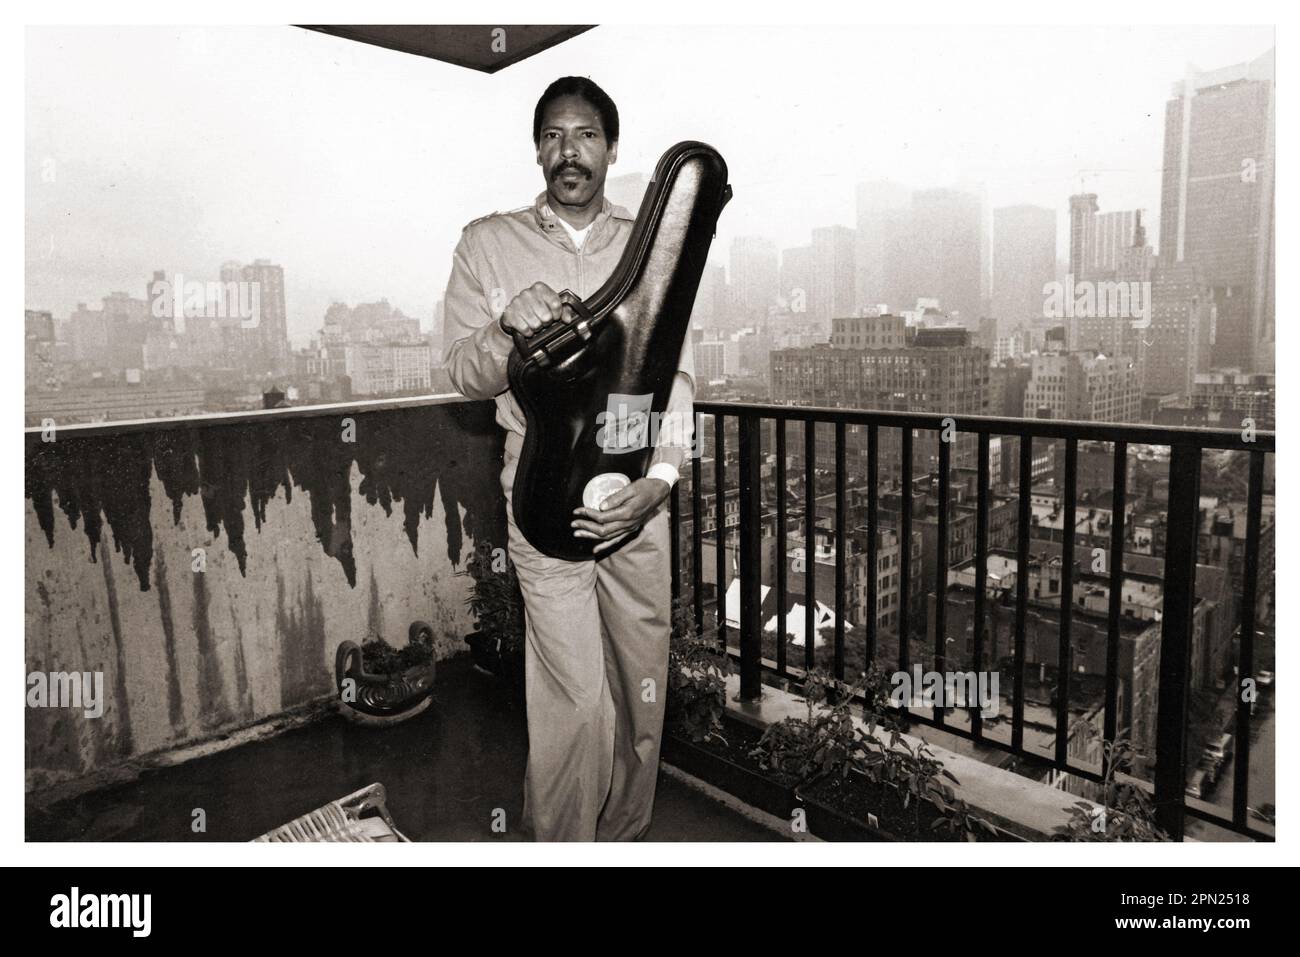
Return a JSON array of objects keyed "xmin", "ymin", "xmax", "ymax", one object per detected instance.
[{"xmin": 25, "ymin": 396, "xmax": 505, "ymax": 793}]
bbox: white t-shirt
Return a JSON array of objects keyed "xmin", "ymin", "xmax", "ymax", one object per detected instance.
[{"xmin": 557, "ymin": 216, "xmax": 594, "ymax": 251}]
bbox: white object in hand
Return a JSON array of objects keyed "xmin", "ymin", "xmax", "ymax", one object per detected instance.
[{"xmin": 583, "ymin": 472, "xmax": 630, "ymax": 510}]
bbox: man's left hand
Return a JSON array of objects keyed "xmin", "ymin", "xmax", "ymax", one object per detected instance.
[{"xmin": 571, "ymin": 477, "xmax": 670, "ymax": 554}]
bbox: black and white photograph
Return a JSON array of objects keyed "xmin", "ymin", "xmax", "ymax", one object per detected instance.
[{"xmin": 6, "ymin": 1, "xmax": 1296, "ymax": 918}]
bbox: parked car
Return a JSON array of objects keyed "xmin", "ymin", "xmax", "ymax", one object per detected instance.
[
  {"xmin": 1185, "ymin": 768, "xmax": 1209, "ymax": 800},
  {"xmin": 1256, "ymin": 670, "xmax": 1274, "ymax": 689}
]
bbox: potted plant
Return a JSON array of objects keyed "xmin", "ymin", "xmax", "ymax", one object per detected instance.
[
  {"xmin": 755, "ymin": 668, "xmax": 1002, "ymax": 841},
  {"xmin": 665, "ymin": 597, "xmax": 730, "ymax": 744},
  {"xmin": 660, "ymin": 600, "xmax": 1005, "ymax": 841},
  {"xmin": 1053, "ymin": 730, "xmax": 1171, "ymax": 842},
  {"xmin": 660, "ymin": 598, "xmax": 800, "ymax": 818},
  {"xmin": 334, "ymin": 621, "xmax": 438, "ymax": 726},
  {"xmin": 460, "ymin": 540, "xmax": 527, "ymax": 694}
]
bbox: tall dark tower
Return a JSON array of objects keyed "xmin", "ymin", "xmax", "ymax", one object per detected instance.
[{"xmin": 1158, "ymin": 48, "xmax": 1274, "ymax": 373}]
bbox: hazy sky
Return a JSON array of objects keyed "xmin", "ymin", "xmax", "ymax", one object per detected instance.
[{"xmin": 25, "ymin": 23, "xmax": 1274, "ymax": 346}]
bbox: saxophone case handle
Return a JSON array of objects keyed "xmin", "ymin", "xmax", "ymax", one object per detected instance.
[{"xmin": 509, "ymin": 289, "xmax": 599, "ymax": 370}]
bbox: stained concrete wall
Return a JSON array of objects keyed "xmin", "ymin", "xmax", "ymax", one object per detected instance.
[{"xmin": 25, "ymin": 397, "xmax": 506, "ymax": 793}]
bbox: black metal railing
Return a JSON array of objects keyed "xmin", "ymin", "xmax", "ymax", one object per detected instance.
[{"xmin": 669, "ymin": 401, "xmax": 1275, "ymax": 841}]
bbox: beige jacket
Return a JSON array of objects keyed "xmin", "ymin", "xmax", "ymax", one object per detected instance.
[{"xmin": 440, "ymin": 190, "xmax": 696, "ymax": 476}]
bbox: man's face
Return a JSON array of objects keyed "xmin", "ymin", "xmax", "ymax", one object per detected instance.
[{"xmin": 536, "ymin": 94, "xmax": 617, "ymax": 212}]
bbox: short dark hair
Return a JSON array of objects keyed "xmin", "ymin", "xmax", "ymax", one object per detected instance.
[{"xmin": 533, "ymin": 76, "xmax": 619, "ymax": 147}]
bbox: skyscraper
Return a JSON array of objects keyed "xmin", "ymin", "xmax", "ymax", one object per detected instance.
[
  {"xmin": 779, "ymin": 246, "xmax": 812, "ymax": 315},
  {"xmin": 729, "ymin": 236, "xmax": 779, "ymax": 325},
  {"xmin": 905, "ymin": 188, "xmax": 984, "ymax": 326},
  {"xmin": 1090, "ymin": 210, "xmax": 1141, "ymax": 278},
  {"xmin": 1143, "ymin": 262, "xmax": 1211, "ymax": 396},
  {"xmin": 1158, "ymin": 48, "xmax": 1275, "ymax": 372},
  {"xmin": 992, "ymin": 205, "xmax": 1056, "ymax": 337},
  {"xmin": 693, "ymin": 262, "xmax": 729, "ymax": 329},
  {"xmin": 854, "ymin": 180, "xmax": 911, "ymax": 312},
  {"xmin": 811, "ymin": 225, "xmax": 857, "ymax": 321},
  {"xmin": 1065, "ymin": 198, "xmax": 1153, "ymax": 360},
  {"xmin": 1068, "ymin": 193, "xmax": 1099, "ymax": 281},
  {"xmin": 1072, "ymin": 212, "xmax": 1156, "ymax": 361},
  {"xmin": 1068, "ymin": 195, "xmax": 1146, "ymax": 282},
  {"xmin": 240, "ymin": 259, "xmax": 290, "ymax": 376}
]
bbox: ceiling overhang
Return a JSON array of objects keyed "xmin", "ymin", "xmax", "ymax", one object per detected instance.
[{"xmin": 297, "ymin": 25, "xmax": 596, "ymax": 74}]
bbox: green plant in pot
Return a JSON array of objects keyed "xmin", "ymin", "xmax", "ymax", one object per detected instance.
[
  {"xmin": 460, "ymin": 540, "xmax": 527, "ymax": 688},
  {"xmin": 666, "ymin": 597, "xmax": 730, "ymax": 744},
  {"xmin": 750, "ymin": 667, "xmax": 999, "ymax": 840}
]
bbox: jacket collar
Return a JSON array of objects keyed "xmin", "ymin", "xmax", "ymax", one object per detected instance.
[{"xmin": 532, "ymin": 190, "xmax": 634, "ymax": 251}]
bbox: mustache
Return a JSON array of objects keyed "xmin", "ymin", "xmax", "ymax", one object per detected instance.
[{"xmin": 552, "ymin": 161, "xmax": 592, "ymax": 179}]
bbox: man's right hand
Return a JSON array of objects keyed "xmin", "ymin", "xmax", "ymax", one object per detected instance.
[{"xmin": 499, "ymin": 282, "xmax": 570, "ymax": 337}]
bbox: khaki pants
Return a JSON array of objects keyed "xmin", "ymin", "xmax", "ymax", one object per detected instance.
[{"xmin": 499, "ymin": 446, "xmax": 672, "ymax": 841}]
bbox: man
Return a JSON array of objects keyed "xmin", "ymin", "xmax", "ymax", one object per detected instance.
[{"xmin": 441, "ymin": 76, "xmax": 695, "ymax": 841}]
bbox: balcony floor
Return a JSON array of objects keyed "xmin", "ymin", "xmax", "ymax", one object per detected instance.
[{"xmin": 26, "ymin": 655, "xmax": 781, "ymax": 843}]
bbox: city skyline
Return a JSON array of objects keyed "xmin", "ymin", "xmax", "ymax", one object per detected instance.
[{"xmin": 26, "ymin": 24, "xmax": 1274, "ymax": 346}]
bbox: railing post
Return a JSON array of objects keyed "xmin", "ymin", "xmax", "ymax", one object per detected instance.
[
  {"xmin": 804, "ymin": 421, "xmax": 817, "ymax": 672},
  {"xmin": 866, "ymin": 424, "xmax": 879, "ymax": 668},
  {"xmin": 691, "ymin": 415, "xmax": 704, "ymax": 640},
  {"xmin": 737, "ymin": 412, "xmax": 763, "ymax": 701},
  {"xmin": 834, "ymin": 421, "xmax": 846, "ymax": 681},
  {"xmin": 899, "ymin": 427, "xmax": 913, "ymax": 685},
  {"xmin": 1233, "ymin": 450, "xmax": 1265, "ymax": 828},
  {"xmin": 972, "ymin": 432, "xmax": 990, "ymax": 740},
  {"xmin": 1055, "ymin": 439, "xmax": 1078, "ymax": 768},
  {"xmin": 1012, "ymin": 436, "xmax": 1031, "ymax": 753},
  {"xmin": 1154, "ymin": 444, "xmax": 1201, "ymax": 840},
  {"xmin": 775, "ymin": 419, "xmax": 788, "ymax": 677},
  {"xmin": 1103, "ymin": 441, "xmax": 1127, "ymax": 778},
  {"xmin": 934, "ymin": 433, "xmax": 950, "ymax": 727},
  {"xmin": 715, "ymin": 415, "xmax": 728, "ymax": 651}
]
